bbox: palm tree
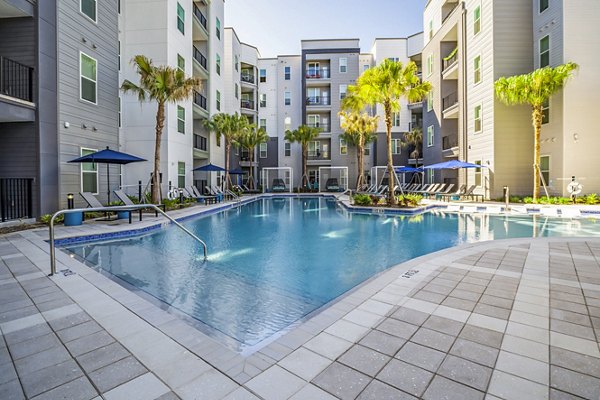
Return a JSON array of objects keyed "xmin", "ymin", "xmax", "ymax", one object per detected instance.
[
  {"xmin": 339, "ymin": 111, "xmax": 378, "ymax": 188},
  {"xmin": 238, "ymin": 125, "xmax": 269, "ymax": 189},
  {"xmin": 401, "ymin": 126, "xmax": 423, "ymax": 163},
  {"xmin": 284, "ymin": 125, "xmax": 321, "ymax": 189},
  {"xmin": 204, "ymin": 113, "xmax": 250, "ymax": 190},
  {"xmin": 348, "ymin": 59, "xmax": 431, "ymax": 205},
  {"xmin": 495, "ymin": 62, "xmax": 577, "ymax": 201},
  {"xmin": 121, "ymin": 55, "xmax": 200, "ymax": 203}
]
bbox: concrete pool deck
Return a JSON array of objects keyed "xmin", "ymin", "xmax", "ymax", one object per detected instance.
[{"xmin": 1, "ymin": 200, "xmax": 600, "ymax": 399}]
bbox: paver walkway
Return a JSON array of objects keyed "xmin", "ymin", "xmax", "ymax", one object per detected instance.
[{"xmin": 1, "ymin": 215, "xmax": 600, "ymax": 399}]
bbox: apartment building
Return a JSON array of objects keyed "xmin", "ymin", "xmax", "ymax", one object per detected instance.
[
  {"xmin": 532, "ymin": 0, "xmax": 600, "ymax": 196},
  {"xmin": 0, "ymin": 0, "xmax": 120, "ymax": 219}
]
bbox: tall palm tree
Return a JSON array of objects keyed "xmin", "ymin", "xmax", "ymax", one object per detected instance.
[
  {"xmin": 284, "ymin": 125, "xmax": 321, "ymax": 189},
  {"xmin": 204, "ymin": 113, "xmax": 250, "ymax": 190},
  {"xmin": 238, "ymin": 125, "xmax": 269, "ymax": 189},
  {"xmin": 339, "ymin": 111, "xmax": 378, "ymax": 188},
  {"xmin": 495, "ymin": 62, "xmax": 577, "ymax": 201},
  {"xmin": 121, "ymin": 55, "xmax": 200, "ymax": 203},
  {"xmin": 348, "ymin": 59, "xmax": 431, "ymax": 205},
  {"xmin": 401, "ymin": 126, "xmax": 423, "ymax": 163}
]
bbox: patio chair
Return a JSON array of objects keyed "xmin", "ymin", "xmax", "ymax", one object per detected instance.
[
  {"xmin": 80, "ymin": 192, "xmax": 131, "ymax": 223},
  {"xmin": 113, "ymin": 189, "xmax": 166, "ymax": 220},
  {"xmin": 185, "ymin": 186, "xmax": 217, "ymax": 205},
  {"xmin": 272, "ymin": 179, "xmax": 287, "ymax": 192},
  {"xmin": 434, "ymin": 184, "xmax": 455, "ymax": 197},
  {"xmin": 437, "ymin": 184, "xmax": 465, "ymax": 201},
  {"xmin": 325, "ymin": 178, "xmax": 340, "ymax": 192},
  {"xmin": 424, "ymin": 184, "xmax": 446, "ymax": 197}
]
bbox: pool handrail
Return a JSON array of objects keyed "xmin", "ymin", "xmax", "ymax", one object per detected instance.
[{"xmin": 48, "ymin": 204, "xmax": 208, "ymax": 276}]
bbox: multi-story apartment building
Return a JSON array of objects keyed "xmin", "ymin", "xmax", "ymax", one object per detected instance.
[{"xmin": 0, "ymin": 0, "xmax": 119, "ymax": 219}]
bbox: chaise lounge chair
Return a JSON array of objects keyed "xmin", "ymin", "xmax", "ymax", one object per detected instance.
[
  {"xmin": 80, "ymin": 192, "xmax": 132, "ymax": 223},
  {"xmin": 185, "ymin": 186, "xmax": 217, "ymax": 204},
  {"xmin": 325, "ymin": 178, "xmax": 341, "ymax": 192},
  {"xmin": 272, "ymin": 179, "xmax": 287, "ymax": 192},
  {"xmin": 113, "ymin": 189, "xmax": 166, "ymax": 220}
]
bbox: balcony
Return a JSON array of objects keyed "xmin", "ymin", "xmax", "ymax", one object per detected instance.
[
  {"xmin": 305, "ymin": 68, "xmax": 330, "ymax": 80},
  {"xmin": 307, "ymin": 123, "xmax": 330, "ymax": 133},
  {"xmin": 408, "ymin": 100, "xmax": 423, "ymax": 110},
  {"xmin": 307, "ymin": 154, "xmax": 331, "ymax": 163},
  {"xmin": 408, "ymin": 122, "xmax": 423, "ymax": 131},
  {"xmin": 1, "ymin": 56, "xmax": 34, "ymax": 103},
  {"xmin": 442, "ymin": 135, "xmax": 459, "ymax": 158},
  {"xmin": 239, "ymin": 158, "xmax": 258, "ymax": 167},
  {"xmin": 241, "ymin": 99, "xmax": 255, "ymax": 111},
  {"xmin": 306, "ymin": 96, "xmax": 331, "ymax": 106},
  {"xmin": 193, "ymin": 47, "xmax": 207, "ymax": 71},
  {"xmin": 193, "ymin": 135, "xmax": 209, "ymax": 159},
  {"xmin": 442, "ymin": 48, "xmax": 459, "ymax": 80},
  {"xmin": 442, "ymin": 91, "xmax": 459, "ymax": 119},
  {"xmin": 193, "ymin": 4, "xmax": 207, "ymax": 30},
  {"xmin": 193, "ymin": 92, "xmax": 208, "ymax": 118},
  {"xmin": 241, "ymin": 72, "xmax": 255, "ymax": 84}
]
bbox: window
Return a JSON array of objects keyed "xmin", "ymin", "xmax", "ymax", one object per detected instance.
[
  {"xmin": 216, "ymin": 90, "xmax": 221, "ymax": 111},
  {"xmin": 234, "ymin": 55, "xmax": 239, "ymax": 71},
  {"xmin": 284, "ymin": 66, "xmax": 291, "ymax": 80},
  {"xmin": 339, "ymin": 57, "xmax": 347, "ymax": 73},
  {"xmin": 284, "ymin": 142, "xmax": 291, "ymax": 156},
  {"xmin": 540, "ymin": 0, "xmax": 549, "ymax": 13},
  {"xmin": 308, "ymin": 141, "xmax": 320, "ymax": 157},
  {"xmin": 177, "ymin": 106, "xmax": 185, "ymax": 133},
  {"xmin": 540, "ymin": 155, "xmax": 550, "ymax": 185},
  {"xmin": 80, "ymin": 52, "xmax": 97, "ymax": 104},
  {"xmin": 363, "ymin": 64, "xmax": 370, "ymax": 72},
  {"xmin": 81, "ymin": 148, "xmax": 98, "ymax": 194},
  {"xmin": 178, "ymin": 162, "xmax": 186, "ymax": 188},
  {"xmin": 427, "ymin": 91, "xmax": 433, "ymax": 112},
  {"xmin": 177, "ymin": 54, "xmax": 185, "ymax": 72},
  {"xmin": 391, "ymin": 139, "xmax": 401, "ymax": 154},
  {"xmin": 81, "ymin": 0, "xmax": 97, "ymax": 22},
  {"xmin": 474, "ymin": 55, "xmax": 481, "ymax": 84},
  {"xmin": 364, "ymin": 146, "xmax": 370, "ymax": 156},
  {"xmin": 234, "ymin": 83, "xmax": 239, "ymax": 99},
  {"xmin": 474, "ymin": 6, "xmax": 481, "ymax": 36},
  {"xmin": 216, "ymin": 54, "xmax": 221, "ymax": 75},
  {"xmin": 284, "ymin": 117, "xmax": 292, "ymax": 131},
  {"xmin": 340, "ymin": 138, "xmax": 348, "ymax": 155},
  {"xmin": 177, "ymin": 3, "xmax": 185, "ymax": 34},
  {"xmin": 542, "ymin": 99, "xmax": 550, "ymax": 124},
  {"xmin": 118, "ymin": 0, "xmax": 121, "ymax": 14},
  {"xmin": 216, "ymin": 17, "xmax": 221, "ymax": 39},
  {"xmin": 427, "ymin": 54, "xmax": 434, "ymax": 77},
  {"xmin": 118, "ymin": 97, "xmax": 121, "ymax": 128},
  {"xmin": 339, "ymin": 84, "xmax": 347, "ymax": 100},
  {"xmin": 474, "ymin": 160, "xmax": 482, "ymax": 187},
  {"xmin": 428, "ymin": 20, "xmax": 433, "ymax": 40},
  {"xmin": 284, "ymin": 91, "xmax": 291, "ymax": 106},
  {"xmin": 118, "ymin": 41, "xmax": 121, "ymax": 71},
  {"xmin": 259, "ymin": 69, "xmax": 266, "ymax": 83},
  {"xmin": 428, "ymin": 170, "xmax": 434, "ymax": 183},
  {"xmin": 388, "ymin": 57, "xmax": 400, "ymax": 62},
  {"xmin": 540, "ymin": 35, "xmax": 550, "ymax": 67},
  {"xmin": 259, "ymin": 143, "xmax": 268, "ymax": 158},
  {"xmin": 427, "ymin": 125, "xmax": 434, "ymax": 147},
  {"xmin": 474, "ymin": 105, "xmax": 482, "ymax": 132},
  {"xmin": 307, "ymin": 114, "xmax": 320, "ymax": 128},
  {"xmin": 259, "ymin": 118, "xmax": 266, "ymax": 130},
  {"xmin": 216, "ymin": 133, "xmax": 221, "ymax": 147},
  {"xmin": 259, "ymin": 93, "xmax": 267, "ymax": 107},
  {"xmin": 392, "ymin": 112, "xmax": 401, "ymax": 127}
]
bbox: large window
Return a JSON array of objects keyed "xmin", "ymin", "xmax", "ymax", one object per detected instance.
[
  {"xmin": 339, "ymin": 84, "xmax": 347, "ymax": 100},
  {"xmin": 392, "ymin": 112, "xmax": 401, "ymax": 127},
  {"xmin": 427, "ymin": 125, "xmax": 434, "ymax": 147},
  {"xmin": 177, "ymin": 54, "xmax": 185, "ymax": 72},
  {"xmin": 540, "ymin": 155, "xmax": 550, "ymax": 185},
  {"xmin": 392, "ymin": 139, "xmax": 402, "ymax": 154},
  {"xmin": 216, "ymin": 17, "xmax": 221, "ymax": 39},
  {"xmin": 259, "ymin": 143, "xmax": 268, "ymax": 159},
  {"xmin": 259, "ymin": 93, "xmax": 267, "ymax": 107},
  {"xmin": 427, "ymin": 54, "xmax": 434, "ymax": 77},
  {"xmin": 340, "ymin": 138, "xmax": 348, "ymax": 155},
  {"xmin": 474, "ymin": 160, "xmax": 482, "ymax": 187},
  {"xmin": 177, "ymin": 106, "xmax": 185, "ymax": 134},
  {"xmin": 284, "ymin": 142, "xmax": 291, "ymax": 157},
  {"xmin": 474, "ymin": 55, "xmax": 481, "ymax": 84},
  {"xmin": 284, "ymin": 66, "xmax": 291, "ymax": 80},
  {"xmin": 216, "ymin": 54, "xmax": 221, "ymax": 75},
  {"xmin": 284, "ymin": 117, "xmax": 291, "ymax": 131},
  {"xmin": 542, "ymin": 99, "xmax": 550, "ymax": 124},
  {"xmin": 427, "ymin": 91, "xmax": 433, "ymax": 112},
  {"xmin": 81, "ymin": 0, "xmax": 97, "ymax": 22},
  {"xmin": 177, "ymin": 3, "xmax": 185, "ymax": 34},
  {"xmin": 259, "ymin": 69, "xmax": 266, "ymax": 83},
  {"xmin": 216, "ymin": 90, "xmax": 221, "ymax": 111},
  {"xmin": 308, "ymin": 141, "xmax": 320, "ymax": 157},
  {"xmin": 474, "ymin": 105, "xmax": 482, "ymax": 132},
  {"xmin": 234, "ymin": 83, "xmax": 239, "ymax": 99},
  {"xmin": 428, "ymin": 20, "xmax": 433, "ymax": 40},
  {"xmin": 80, "ymin": 52, "xmax": 97, "ymax": 104},
  {"xmin": 234, "ymin": 55, "xmax": 239, "ymax": 71},
  {"xmin": 540, "ymin": 0, "xmax": 549, "ymax": 13},
  {"xmin": 307, "ymin": 114, "xmax": 320, "ymax": 128},
  {"xmin": 339, "ymin": 57, "xmax": 347, "ymax": 73},
  {"xmin": 284, "ymin": 91, "xmax": 291, "ymax": 106},
  {"xmin": 259, "ymin": 118, "xmax": 267, "ymax": 130},
  {"xmin": 540, "ymin": 35, "xmax": 550, "ymax": 67},
  {"xmin": 81, "ymin": 148, "xmax": 98, "ymax": 194},
  {"xmin": 178, "ymin": 162, "xmax": 186, "ymax": 188},
  {"xmin": 474, "ymin": 5, "xmax": 481, "ymax": 36}
]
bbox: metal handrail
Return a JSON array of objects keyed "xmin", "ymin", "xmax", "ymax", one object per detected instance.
[{"xmin": 49, "ymin": 204, "xmax": 208, "ymax": 275}]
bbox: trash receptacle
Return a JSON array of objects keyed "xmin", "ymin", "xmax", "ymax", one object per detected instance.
[{"xmin": 64, "ymin": 212, "xmax": 83, "ymax": 226}]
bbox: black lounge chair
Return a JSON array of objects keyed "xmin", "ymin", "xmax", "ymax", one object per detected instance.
[
  {"xmin": 185, "ymin": 186, "xmax": 217, "ymax": 204},
  {"xmin": 272, "ymin": 179, "xmax": 287, "ymax": 192},
  {"xmin": 80, "ymin": 192, "xmax": 132, "ymax": 223},
  {"xmin": 325, "ymin": 178, "xmax": 340, "ymax": 192},
  {"xmin": 113, "ymin": 189, "xmax": 166, "ymax": 219}
]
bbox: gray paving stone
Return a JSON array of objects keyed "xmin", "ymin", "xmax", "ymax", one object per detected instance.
[
  {"xmin": 395, "ymin": 341, "xmax": 445, "ymax": 372},
  {"xmin": 412, "ymin": 290, "xmax": 446, "ymax": 304},
  {"xmin": 377, "ymin": 318, "xmax": 419, "ymax": 340},
  {"xmin": 423, "ymin": 375, "xmax": 485, "ymax": 400},
  {"xmin": 423, "ymin": 283, "xmax": 454, "ymax": 296},
  {"xmin": 551, "ymin": 319, "xmax": 596, "ymax": 340},
  {"xmin": 3, "ymin": 323, "xmax": 52, "ymax": 346},
  {"xmin": 57, "ymin": 320, "xmax": 103, "ymax": 343},
  {"xmin": 155, "ymin": 392, "xmax": 181, "ymax": 400},
  {"xmin": 36, "ymin": 297, "xmax": 74, "ymax": 313},
  {"xmin": 0, "ymin": 345, "xmax": 11, "ymax": 365},
  {"xmin": 377, "ymin": 359, "xmax": 433, "ymax": 397},
  {"xmin": 8, "ymin": 332, "xmax": 61, "ymax": 360},
  {"xmin": 442, "ymin": 297, "xmax": 476, "ymax": 312},
  {"xmin": 20, "ymin": 359, "xmax": 83, "ymax": 398},
  {"xmin": 30, "ymin": 376, "xmax": 97, "ymax": 400},
  {"xmin": 411, "ymin": 328, "xmax": 455, "ymax": 352},
  {"xmin": 76, "ymin": 342, "xmax": 131, "ymax": 374},
  {"xmin": 0, "ymin": 379, "xmax": 24, "ymax": 400},
  {"xmin": 88, "ymin": 356, "xmax": 147, "ymax": 393},
  {"xmin": 551, "ymin": 309, "xmax": 592, "ymax": 327},
  {"xmin": 438, "ymin": 355, "xmax": 492, "ymax": 391},
  {"xmin": 551, "ymin": 299, "xmax": 588, "ymax": 315},
  {"xmin": 338, "ymin": 345, "xmax": 390, "ymax": 377},
  {"xmin": 550, "ymin": 388, "xmax": 586, "ymax": 400},
  {"xmin": 0, "ymin": 305, "xmax": 39, "ymax": 323},
  {"xmin": 449, "ymin": 289, "xmax": 481, "ymax": 302},
  {"xmin": 473, "ymin": 303, "xmax": 511, "ymax": 320},
  {"xmin": 14, "ymin": 345, "xmax": 71, "ymax": 376},
  {"xmin": 391, "ymin": 308, "xmax": 429, "ymax": 326},
  {"xmin": 459, "ymin": 325, "xmax": 504, "ymax": 348},
  {"xmin": 449, "ymin": 338, "xmax": 499, "ymax": 368},
  {"xmin": 359, "ymin": 330, "xmax": 406, "ymax": 356},
  {"xmin": 313, "ymin": 362, "xmax": 371, "ymax": 400},
  {"xmin": 65, "ymin": 330, "xmax": 114, "ymax": 357},
  {"xmin": 422, "ymin": 315, "xmax": 464, "ymax": 336},
  {"xmin": 47, "ymin": 312, "xmax": 92, "ymax": 332},
  {"xmin": 357, "ymin": 380, "xmax": 417, "ymax": 400},
  {"xmin": 0, "ymin": 362, "xmax": 18, "ymax": 385},
  {"xmin": 551, "ymin": 346, "xmax": 600, "ymax": 378},
  {"xmin": 551, "ymin": 365, "xmax": 600, "ymax": 399}
]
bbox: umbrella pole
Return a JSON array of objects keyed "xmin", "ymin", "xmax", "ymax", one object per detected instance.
[{"xmin": 107, "ymin": 164, "xmax": 111, "ymax": 203}]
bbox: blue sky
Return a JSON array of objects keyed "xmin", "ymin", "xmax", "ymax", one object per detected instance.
[{"xmin": 224, "ymin": 0, "xmax": 427, "ymax": 58}]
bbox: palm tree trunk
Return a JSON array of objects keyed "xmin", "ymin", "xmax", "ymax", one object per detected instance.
[
  {"xmin": 302, "ymin": 145, "xmax": 308, "ymax": 189},
  {"xmin": 225, "ymin": 140, "xmax": 231, "ymax": 190},
  {"xmin": 384, "ymin": 102, "xmax": 396, "ymax": 205},
  {"xmin": 248, "ymin": 146, "xmax": 254, "ymax": 189},
  {"xmin": 357, "ymin": 137, "xmax": 364, "ymax": 189},
  {"xmin": 151, "ymin": 101, "xmax": 165, "ymax": 204},
  {"xmin": 532, "ymin": 105, "xmax": 543, "ymax": 201}
]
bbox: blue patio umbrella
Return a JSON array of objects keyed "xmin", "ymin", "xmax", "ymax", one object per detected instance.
[
  {"xmin": 395, "ymin": 166, "xmax": 423, "ymax": 173},
  {"xmin": 192, "ymin": 163, "xmax": 226, "ymax": 172},
  {"xmin": 423, "ymin": 160, "xmax": 486, "ymax": 170},
  {"xmin": 69, "ymin": 147, "xmax": 146, "ymax": 202}
]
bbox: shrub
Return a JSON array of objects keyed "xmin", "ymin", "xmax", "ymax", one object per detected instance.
[
  {"xmin": 39, "ymin": 214, "xmax": 64, "ymax": 225},
  {"xmin": 584, "ymin": 193, "xmax": 599, "ymax": 205},
  {"xmin": 353, "ymin": 193, "xmax": 373, "ymax": 206},
  {"xmin": 396, "ymin": 194, "xmax": 423, "ymax": 208},
  {"xmin": 161, "ymin": 198, "xmax": 180, "ymax": 211}
]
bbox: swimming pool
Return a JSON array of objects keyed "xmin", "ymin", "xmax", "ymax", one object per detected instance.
[{"xmin": 64, "ymin": 197, "xmax": 600, "ymax": 350}]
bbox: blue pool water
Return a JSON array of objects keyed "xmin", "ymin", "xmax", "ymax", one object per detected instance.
[{"xmin": 65, "ymin": 197, "xmax": 600, "ymax": 350}]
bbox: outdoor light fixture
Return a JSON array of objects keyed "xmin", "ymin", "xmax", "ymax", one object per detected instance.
[{"xmin": 67, "ymin": 193, "xmax": 74, "ymax": 209}]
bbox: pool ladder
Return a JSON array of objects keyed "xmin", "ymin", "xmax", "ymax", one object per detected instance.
[{"xmin": 48, "ymin": 204, "xmax": 208, "ymax": 276}]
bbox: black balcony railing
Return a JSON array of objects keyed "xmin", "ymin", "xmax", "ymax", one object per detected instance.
[
  {"xmin": 0, "ymin": 56, "xmax": 34, "ymax": 102},
  {"xmin": 307, "ymin": 123, "xmax": 330, "ymax": 132},
  {"xmin": 194, "ymin": 135, "xmax": 207, "ymax": 151},
  {"xmin": 0, "ymin": 178, "xmax": 33, "ymax": 222},
  {"xmin": 442, "ymin": 92, "xmax": 458, "ymax": 111},
  {"xmin": 306, "ymin": 96, "xmax": 331, "ymax": 106},
  {"xmin": 193, "ymin": 46, "xmax": 207, "ymax": 70},
  {"xmin": 442, "ymin": 49, "xmax": 458, "ymax": 72},
  {"xmin": 241, "ymin": 99, "xmax": 255, "ymax": 110},
  {"xmin": 193, "ymin": 4, "xmax": 208, "ymax": 30},
  {"xmin": 305, "ymin": 68, "xmax": 330, "ymax": 79},
  {"xmin": 408, "ymin": 121, "xmax": 423, "ymax": 131},
  {"xmin": 442, "ymin": 135, "xmax": 459, "ymax": 150},
  {"xmin": 194, "ymin": 92, "xmax": 207, "ymax": 110},
  {"xmin": 308, "ymin": 153, "xmax": 331, "ymax": 161},
  {"xmin": 241, "ymin": 72, "xmax": 255, "ymax": 84}
]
